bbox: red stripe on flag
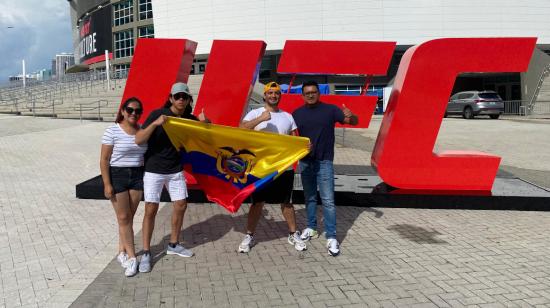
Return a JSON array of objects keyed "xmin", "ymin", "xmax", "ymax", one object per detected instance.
[{"xmin": 192, "ymin": 174, "xmax": 258, "ymax": 213}]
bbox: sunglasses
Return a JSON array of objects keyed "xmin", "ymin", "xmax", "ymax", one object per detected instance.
[
  {"xmin": 125, "ymin": 106, "xmax": 143, "ymax": 115},
  {"xmin": 173, "ymin": 92, "xmax": 190, "ymax": 101}
]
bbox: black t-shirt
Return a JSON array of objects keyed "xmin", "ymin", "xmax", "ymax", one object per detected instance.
[
  {"xmin": 142, "ymin": 107, "xmax": 198, "ymax": 174},
  {"xmin": 292, "ymin": 102, "xmax": 345, "ymax": 161}
]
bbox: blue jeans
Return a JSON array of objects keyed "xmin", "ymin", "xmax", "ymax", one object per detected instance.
[{"xmin": 299, "ymin": 159, "xmax": 336, "ymax": 239}]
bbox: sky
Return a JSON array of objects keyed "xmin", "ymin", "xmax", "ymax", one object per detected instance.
[{"xmin": 0, "ymin": 0, "xmax": 72, "ymax": 82}]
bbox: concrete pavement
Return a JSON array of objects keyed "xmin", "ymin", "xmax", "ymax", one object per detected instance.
[{"xmin": 0, "ymin": 114, "xmax": 549, "ymax": 307}]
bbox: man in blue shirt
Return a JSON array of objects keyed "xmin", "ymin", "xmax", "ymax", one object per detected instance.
[{"xmin": 292, "ymin": 81, "xmax": 358, "ymax": 256}]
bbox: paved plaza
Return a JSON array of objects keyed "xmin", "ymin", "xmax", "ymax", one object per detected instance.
[{"xmin": 1, "ymin": 114, "xmax": 550, "ymax": 307}]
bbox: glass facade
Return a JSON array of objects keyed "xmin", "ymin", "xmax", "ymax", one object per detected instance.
[
  {"xmin": 139, "ymin": 0, "xmax": 153, "ymax": 20},
  {"xmin": 83, "ymin": 1, "xmax": 154, "ymax": 71},
  {"xmin": 114, "ymin": 30, "xmax": 134, "ymax": 58},
  {"xmin": 114, "ymin": 64, "xmax": 130, "ymax": 78},
  {"xmin": 138, "ymin": 25, "xmax": 154, "ymax": 38},
  {"xmin": 113, "ymin": 0, "xmax": 134, "ymax": 26}
]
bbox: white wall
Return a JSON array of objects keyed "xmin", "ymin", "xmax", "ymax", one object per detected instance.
[{"xmin": 152, "ymin": 0, "xmax": 550, "ymax": 54}]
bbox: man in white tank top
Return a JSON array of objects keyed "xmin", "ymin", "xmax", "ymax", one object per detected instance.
[{"xmin": 237, "ymin": 82, "xmax": 307, "ymax": 253}]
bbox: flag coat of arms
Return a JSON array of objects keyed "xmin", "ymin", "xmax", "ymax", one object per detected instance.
[{"xmin": 163, "ymin": 117, "xmax": 310, "ymax": 213}]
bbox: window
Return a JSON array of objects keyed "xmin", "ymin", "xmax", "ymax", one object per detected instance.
[
  {"xmin": 138, "ymin": 25, "xmax": 154, "ymax": 38},
  {"xmin": 114, "ymin": 30, "xmax": 134, "ymax": 58},
  {"xmin": 113, "ymin": 0, "xmax": 134, "ymax": 26},
  {"xmin": 334, "ymin": 85, "xmax": 384, "ymax": 97},
  {"xmin": 139, "ymin": 0, "xmax": 153, "ymax": 20},
  {"xmin": 199, "ymin": 64, "xmax": 206, "ymax": 73},
  {"xmin": 114, "ymin": 64, "xmax": 130, "ymax": 78},
  {"xmin": 334, "ymin": 85, "xmax": 362, "ymax": 95},
  {"xmin": 458, "ymin": 93, "xmax": 473, "ymax": 100},
  {"xmin": 478, "ymin": 92, "xmax": 501, "ymax": 100}
]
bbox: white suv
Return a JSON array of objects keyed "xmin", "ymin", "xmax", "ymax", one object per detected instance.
[{"xmin": 446, "ymin": 91, "xmax": 504, "ymax": 119}]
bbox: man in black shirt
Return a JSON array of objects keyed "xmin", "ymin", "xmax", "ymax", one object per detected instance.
[
  {"xmin": 135, "ymin": 82, "xmax": 208, "ymax": 272},
  {"xmin": 292, "ymin": 81, "xmax": 358, "ymax": 257}
]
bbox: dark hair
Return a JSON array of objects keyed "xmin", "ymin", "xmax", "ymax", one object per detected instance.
[
  {"xmin": 116, "ymin": 97, "xmax": 143, "ymax": 124},
  {"xmin": 302, "ymin": 80, "xmax": 320, "ymax": 92},
  {"xmin": 164, "ymin": 93, "xmax": 193, "ymax": 117}
]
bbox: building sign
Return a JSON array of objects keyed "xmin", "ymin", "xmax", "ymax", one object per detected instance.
[{"xmin": 79, "ymin": 5, "xmax": 112, "ymax": 65}]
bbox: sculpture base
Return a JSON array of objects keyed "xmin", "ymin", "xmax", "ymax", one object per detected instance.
[{"xmin": 76, "ymin": 165, "xmax": 550, "ymax": 211}]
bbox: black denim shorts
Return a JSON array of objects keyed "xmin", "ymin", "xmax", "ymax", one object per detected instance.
[
  {"xmin": 251, "ymin": 170, "xmax": 294, "ymax": 204},
  {"xmin": 109, "ymin": 166, "xmax": 144, "ymax": 194}
]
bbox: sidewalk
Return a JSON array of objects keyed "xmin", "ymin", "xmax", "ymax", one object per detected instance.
[
  {"xmin": 71, "ymin": 203, "xmax": 550, "ymax": 308},
  {"xmin": 0, "ymin": 115, "xmax": 549, "ymax": 307}
]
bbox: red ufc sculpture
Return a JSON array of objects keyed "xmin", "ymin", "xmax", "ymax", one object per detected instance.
[
  {"xmin": 120, "ymin": 38, "xmax": 197, "ymax": 123},
  {"xmin": 371, "ymin": 38, "xmax": 536, "ymax": 190},
  {"xmin": 277, "ymin": 40, "xmax": 396, "ymax": 128},
  {"xmin": 194, "ymin": 40, "xmax": 266, "ymax": 126},
  {"xmin": 121, "ymin": 37, "xmax": 537, "ymax": 193}
]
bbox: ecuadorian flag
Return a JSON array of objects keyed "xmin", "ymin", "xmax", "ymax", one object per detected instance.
[{"xmin": 163, "ymin": 117, "xmax": 310, "ymax": 213}]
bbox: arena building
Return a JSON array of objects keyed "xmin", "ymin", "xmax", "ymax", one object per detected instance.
[
  {"xmin": 68, "ymin": 0, "xmax": 550, "ymax": 105},
  {"xmin": 68, "ymin": 0, "xmax": 154, "ymax": 77}
]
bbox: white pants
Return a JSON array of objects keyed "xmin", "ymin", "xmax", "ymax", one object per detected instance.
[{"xmin": 143, "ymin": 171, "xmax": 188, "ymax": 203}]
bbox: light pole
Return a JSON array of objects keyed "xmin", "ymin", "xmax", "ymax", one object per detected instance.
[
  {"xmin": 22, "ymin": 59, "xmax": 26, "ymax": 88},
  {"xmin": 105, "ymin": 50, "xmax": 110, "ymax": 89}
]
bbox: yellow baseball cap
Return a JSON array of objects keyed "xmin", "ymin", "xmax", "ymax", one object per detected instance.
[{"xmin": 264, "ymin": 81, "xmax": 281, "ymax": 93}]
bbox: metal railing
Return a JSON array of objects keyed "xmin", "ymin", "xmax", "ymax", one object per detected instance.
[
  {"xmin": 74, "ymin": 99, "xmax": 110, "ymax": 122},
  {"xmin": 502, "ymin": 99, "xmax": 550, "ymax": 117},
  {"xmin": 530, "ymin": 100, "xmax": 550, "ymax": 115},
  {"xmin": 1, "ymin": 97, "xmax": 117, "ymax": 122},
  {"xmin": 503, "ymin": 100, "xmax": 527, "ymax": 115},
  {"xmin": 527, "ymin": 63, "xmax": 550, "ymax": 115},
  {"xmin": 0, "ymin": 71, "xmax": 126, "ymax": 121},
  {"xmin": 0, "ymin": 98, "xmax": 20, "ymax": 114},
  {"xmin": 1, "ymin": 70, "xmax": 125, "ymax": 97},
  {"xmin": 25, "ymin": 97, "xmax": 64, "ymax": 117}
]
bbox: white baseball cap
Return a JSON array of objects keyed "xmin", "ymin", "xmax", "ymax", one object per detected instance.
[{"xmin": 170, "ymin": 82, "xmax": 191, "ymax": 96}]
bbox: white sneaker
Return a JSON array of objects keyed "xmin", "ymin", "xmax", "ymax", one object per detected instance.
[
  {"xmin": 238, "ymin": 234, "xmax": 254, "ymax": 253},
  {"xmin": 139, "ymin": 252, "xmax": 151, "ymax": 273},
  {"xmin": 117, "ymin": 252, "xmax": 128, "ymax": 268},
  {"xmin": 124, "ymin": 257, "xmax": 138, "ymax": 277},
  {"xmin": 327, "ymin": 239, "xmax": 340, "ymax": 257},
  {"xmin": 300, "ymin": 228, "xmax": 319, "ymax": 241},
  {"xmin": 167, "ymin": 243, "xmax": 194, "ymax": 257},
  {"xmin": 288, "ymin": 231, "xmax": 307, "ymax": 251}
]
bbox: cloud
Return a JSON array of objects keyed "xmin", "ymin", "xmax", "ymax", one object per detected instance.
[{"xmin": 0, "ymin": 0, "xmax": 72, "ymax": 82}]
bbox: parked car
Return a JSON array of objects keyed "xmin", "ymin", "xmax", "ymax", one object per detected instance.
[{"xmin": 445, "ymin": 91, "xmax": 504, "ymax": 119}]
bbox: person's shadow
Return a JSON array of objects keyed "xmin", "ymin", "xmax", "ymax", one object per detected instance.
[
  {"xmin": 180, "ymin": 204, "xmax": 384, "ymax": 250},
  {"xmin": 140, "ymin": 199, "xmax": 385, "ymax": 269},
  {"xmin": 184, "ymin": 206, "xmax": 294, "ymax": 248},
  {"xmin": 139, "ymin": 204, "xmax": 303, "ymax": 269}
]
